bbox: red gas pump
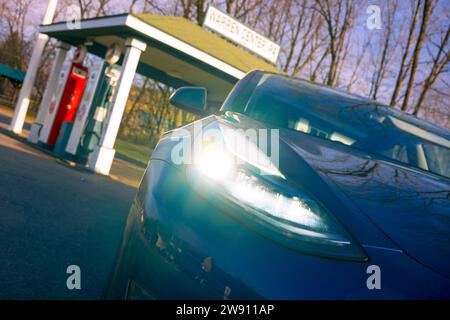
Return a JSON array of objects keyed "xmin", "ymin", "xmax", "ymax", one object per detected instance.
[{"xmin": 47, "ymin": 63, "xmax": 88, "ymax": 146}]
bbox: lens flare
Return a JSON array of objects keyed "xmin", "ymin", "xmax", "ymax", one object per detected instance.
[{"xmin": 195, "ymin": 145, "xmax": 234, "ymax": 180}]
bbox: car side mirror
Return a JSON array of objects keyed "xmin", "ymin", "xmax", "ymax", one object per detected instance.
[{"xmin": 169, "ymin": 87, "xmax": 207, "ymax": 115}]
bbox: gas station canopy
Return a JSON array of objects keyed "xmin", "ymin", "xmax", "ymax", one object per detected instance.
[
  {"xmin": 16, "ymin": 11, "xmax": 281, "ymax": 176},
  {"xmin": 40, "ymin": 13, "xmax": 279, "ymax": 105}
]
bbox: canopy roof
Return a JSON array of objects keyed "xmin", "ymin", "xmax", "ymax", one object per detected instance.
[
  {"xmin": 134, "ymin": 14, "xmax": 278, "ymax": 73},
  {"xmin": 40, "ymin": 13, "xmax": 279, "ymax": 104}
]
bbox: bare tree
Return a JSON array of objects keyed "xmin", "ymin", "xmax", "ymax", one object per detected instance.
[
  {"xmin": 346, "ymin": 32, "xmax": 372, "ymax": 92},
  {"xmin": 282, "ymin": 0, "xmax": 326, "ymax": 77},
  {"xmin": 412, "ymin": 24, "xmax": 450, "ymax": 115},
  {"xmin": 0, "ymin": 0, "xmax": 33, "ymax": 69},
  {"xmin": 369, "ymin": 0, "xmax": 398, "ymax": 100},
  {"xmin": 314, "ymin": 0, "xmax": 356, "ymax": 86},
  {"xmin": 401, "ymin": 0, "xmax": 432, "ymax": 111},
  {"xmin": 224, "ymin": 0, "xmax": 266, "ymax": 24},
  {"xmin": 389, "ymin": 0, "xmax": 422, "ymax": 106}
]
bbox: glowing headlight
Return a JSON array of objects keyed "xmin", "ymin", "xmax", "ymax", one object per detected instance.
[
  {"xmin": 188, "ymin": 121, "xmax": 367, "ymax": 261},
  {"xmin": 229, "ymin": 171, "xmax": 325, "ymax": 232},
  {"xmin": 195, "ymin": 144, "xmax": 234, "ymax": 181}
]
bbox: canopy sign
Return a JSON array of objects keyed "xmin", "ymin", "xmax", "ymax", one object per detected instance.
[{"xmin": 202, "ymin": 5, "xmax": 280, "ymax": 64}]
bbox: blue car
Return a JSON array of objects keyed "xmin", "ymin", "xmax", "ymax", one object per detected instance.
[{"xmin": 106, "ymin": 70, "xmax": 450, "ymax": 299}]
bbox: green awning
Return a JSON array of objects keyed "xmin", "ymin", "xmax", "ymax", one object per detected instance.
[{"xmin": 0, "ymin": 64, "xmax": 25, "ymax": 83}]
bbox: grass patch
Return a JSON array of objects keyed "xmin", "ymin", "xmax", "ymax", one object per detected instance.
[
  {"xmin": 114, "ymin": 139, "xmax": 153, "ymax": 165},
  {"xmin": 0, "ymin": 104, "xmax": 37, "ymax": 123}
]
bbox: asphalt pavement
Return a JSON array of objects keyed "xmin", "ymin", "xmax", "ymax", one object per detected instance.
[{"xmin": 0, "ymin": 114, "xmax": 143, "ymax": 299}]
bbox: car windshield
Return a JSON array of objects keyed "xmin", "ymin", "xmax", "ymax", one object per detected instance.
[{"xmin": 241, "ymin": 74, "xmax": 450, "ymax": 179}]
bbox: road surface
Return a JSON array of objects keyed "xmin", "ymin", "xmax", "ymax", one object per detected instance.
[{"xmin": 0, "ymin": 114, "xmax": 144, "ymax": 299}]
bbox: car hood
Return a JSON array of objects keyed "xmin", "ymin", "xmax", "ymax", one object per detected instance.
[{"xmin": 276, "ymin": 127, "xmax": 450, "ymax": 278}]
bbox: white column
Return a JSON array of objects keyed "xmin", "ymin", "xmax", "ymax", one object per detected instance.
[
  {"xmin": 28, "ymin": 42, "xmax": 70, "ymax": 144},
  {"xmin": 89, "ymin": 38, "xmax": 146, "ymax": 175},
  {"xmin": 9, "ymin": 0, "xmax": 58, "ymax": 134}
]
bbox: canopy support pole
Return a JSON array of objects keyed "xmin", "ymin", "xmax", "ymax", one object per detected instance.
[
  {"xmin": 9, "ymin": 0, "xmax": 58, "ymax": 134},
  {"xmin": 89, "ymin": 38, "xmax": 146, "ymax": 175}
]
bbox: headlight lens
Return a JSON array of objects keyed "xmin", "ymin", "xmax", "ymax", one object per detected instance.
[
  {"xmin": 229, "ymin": 171, "xmax": 331, "ymax": 235},
  {"xmin": 188, "ymin": 122, "xmax": 367, "ymax": 261}
]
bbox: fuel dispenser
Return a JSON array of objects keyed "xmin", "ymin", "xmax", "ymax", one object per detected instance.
[
  {"xmin": 61, "ymin": 43, "xmax": 123, "ymax": 164},
  {"xmin": 51, "ymin": 63, "xmax": 88, "ymax": 149},
  {"xmin": 75, "ymin": 64, "xmax": 120, "ymax": 164},
  {"xmin": 49, "ymin": 46, "xmax": 89, "ymax": 154}
]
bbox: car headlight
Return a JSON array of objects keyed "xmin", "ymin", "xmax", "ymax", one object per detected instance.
[{"xmin": 187, "ymin": 122, "xmax": 367, "ymax": 261}]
